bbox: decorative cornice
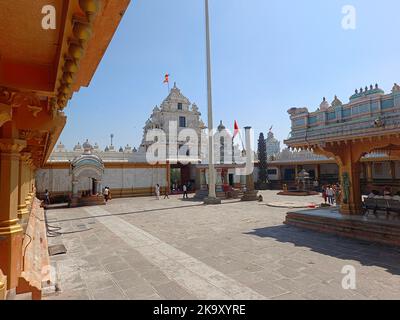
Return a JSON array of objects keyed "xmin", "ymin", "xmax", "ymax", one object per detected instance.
[
  {"xmin": 56, "ymin": 1, "xmax": 101, "ymax": 109},
  {"xmin": 20, "ymin": 152, "xmax": 32, "ymax": 162},
  {"xmin": 0, "ymin": 103, "xmax": 12, "ymax": 127},
  {"xmin": 0, "ymin": 139, "xmax": 27, "ymax": 153}
]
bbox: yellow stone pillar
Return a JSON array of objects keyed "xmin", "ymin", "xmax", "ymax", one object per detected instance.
[
  {"xmin": 0, "ymin": 138, "xmax": 27, "ymax": 290},
  {"xmin": 17, "ymin": 153, "xmax": 31, "ymax": 219}
]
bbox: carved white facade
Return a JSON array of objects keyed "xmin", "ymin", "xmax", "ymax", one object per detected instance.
[
  {"xmin": 265, "ymin": 130, "xmax": 280, "ymax": 159},
  {"xmin": 139, "ymin": 82, "xmax": 206, "ymax": 162}
]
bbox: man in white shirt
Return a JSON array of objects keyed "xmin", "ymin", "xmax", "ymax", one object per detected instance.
[{"xmin": 182, "ymin": 184, "xmax": 188, "ymax": 199}]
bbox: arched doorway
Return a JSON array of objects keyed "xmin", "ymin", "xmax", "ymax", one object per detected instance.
[{"xmin": 70, "ymin": 142, "xmax": 105, "ymax": 206}]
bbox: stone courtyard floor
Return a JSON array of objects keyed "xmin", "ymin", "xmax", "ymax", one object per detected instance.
[{"xmin": 44, "ymin": 191, "xmax": 400, "ymax": 300}]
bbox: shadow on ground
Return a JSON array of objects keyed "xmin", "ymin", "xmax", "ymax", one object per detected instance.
[{"xmin": 245, "ymin": 225, "xmax": 400, "ymax": 276}]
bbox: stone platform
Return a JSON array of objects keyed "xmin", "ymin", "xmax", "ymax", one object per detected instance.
[
  {"xmin": 278, "ymin": 191, "xmax": 319, "ymax": 196},
  {"xmin": 285, "ymin": 208, "xmax": 400, "ymax": 247},
  {"xmin": 70, "ymin": 195, "xmax": 105, "ymax": 208}
]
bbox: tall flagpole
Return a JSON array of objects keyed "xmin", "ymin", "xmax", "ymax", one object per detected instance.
[{"xmin": 204, "ymin": 0, "xmax": 220, "ymax": 204}]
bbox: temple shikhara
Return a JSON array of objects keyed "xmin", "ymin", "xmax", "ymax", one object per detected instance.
[
  {"xmin": 0, "ymin": 0, "xmax": 130, "ymax": 300},
  {"xmin": 2, "ymin": 0, "xmax": 400, "ymax": 302}
]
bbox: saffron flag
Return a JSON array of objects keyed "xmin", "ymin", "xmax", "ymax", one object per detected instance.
[
  {"xmin": 163, "ymin": 74, "xmax": 169, "ymax": 83},
  {"xmin": 233, "ymin": 120, "xmax": 239, "ymax": 138}
]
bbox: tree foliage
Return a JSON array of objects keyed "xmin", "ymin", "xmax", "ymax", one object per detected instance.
[{"xmin": 257, "ymin": 132, "xmax": 268, "ymax": 184}]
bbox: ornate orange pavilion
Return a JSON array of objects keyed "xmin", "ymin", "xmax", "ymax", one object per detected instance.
[
  {"xmin": 284, "ymin": 84, "xmax": 400, "ymax": 246},
  {"xmin": 0, "ymin": 0, "xmax": 130, "ymax": 299}
]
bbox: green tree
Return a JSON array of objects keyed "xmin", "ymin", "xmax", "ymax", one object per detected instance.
[{"xmin": 257, "ymin": 132, "xmax": 268, "ymax": 186}]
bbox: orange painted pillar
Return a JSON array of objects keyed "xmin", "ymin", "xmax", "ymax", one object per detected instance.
[{"xmin": 0, "ymin": 138, "xmax": 26, "ymax": 291}]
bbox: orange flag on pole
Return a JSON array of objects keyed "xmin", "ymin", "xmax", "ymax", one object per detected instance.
[
  {"xmin": 233, "ymin": 120, "xmax": 239, "ymax": 138},
  {"xmin": 163, "ymin": 74, "xmax": 169, "ymax": 83}
]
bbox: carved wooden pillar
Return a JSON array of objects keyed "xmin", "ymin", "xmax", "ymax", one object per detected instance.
[
  {"xmin": 0, "ymin": 138, "xmax": 26, "ymax": 290},
  {"xmin": 337, "ymin": 144, "xmax": 363, "ymax": 215}
]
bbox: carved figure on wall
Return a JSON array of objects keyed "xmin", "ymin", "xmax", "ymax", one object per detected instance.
[{"xmin": 342, "ymin": 172, "xmax": 350, "ymax": 204}]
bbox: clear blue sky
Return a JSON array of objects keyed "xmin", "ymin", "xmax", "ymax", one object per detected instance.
[{"xmin": 59, "ymin": 0, "xmax": 400, "ymax": 150}]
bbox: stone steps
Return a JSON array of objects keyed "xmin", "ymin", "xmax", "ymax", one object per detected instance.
[
  {"xmin": 195, "ymin": 189, "xmax": 244, "ymax": 200},
  {"xmin": 285, "ymin": 209, "xmax": 400, "ymax": 247}
]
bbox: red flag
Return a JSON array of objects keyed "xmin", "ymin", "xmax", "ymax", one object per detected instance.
[
  {"xmin": 163, "ymin": 74, "xmax": 169, "ymax": 83},
  {"xmin": 233, "ymin": 120, "xmax": 239, "ymax": 138}
]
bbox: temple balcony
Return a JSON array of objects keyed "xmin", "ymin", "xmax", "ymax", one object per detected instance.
[{"xmin": 285, "ymin": 85, "xmax": 400, "ymax": 149}]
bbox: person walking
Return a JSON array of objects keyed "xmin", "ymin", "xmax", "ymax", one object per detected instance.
[
  {"xmin": 164, "ymin": 187, "xmax": 170, "ymax": 199},
  {"xmin": 182, "ymin": 184, "xmax": 188, "ymax": 199},
  {"xmin": 322, "ymin": 185, "xmax": 327, "ymax": 204},
  {"xmin": 155, "ymin": 184, "xmax": 160, "ymax": 200},
  {"xmin": 103, "ymin": 186, "xmax": 110, "ymax": 202},
  {"xmin": 327, "ymin": 185, "xmax": 334, "ymax": 205},
  {"xmin": 44, "ymin": 189, "xmax": 50, "ymax": 205}
]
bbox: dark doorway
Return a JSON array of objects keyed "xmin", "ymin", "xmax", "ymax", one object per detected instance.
[{"xmin": 229, "ymin": 174, "xmax": 234, "ymax": 186}]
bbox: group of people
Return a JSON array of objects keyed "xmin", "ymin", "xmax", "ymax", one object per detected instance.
[
  {"xmin": 322, "ymin": 184, "xmax": 341, "ymax": 205},
  {"xmin": 155, "ymin": 183, "xmax": 189, "ymax": 200}
]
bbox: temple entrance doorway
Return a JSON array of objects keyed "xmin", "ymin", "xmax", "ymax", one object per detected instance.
[
  {"xmin": 70, "ymin": 142, "xmax": 105, "ymax": 207},
  {"xmin": 170, "ymin": 164, "xmax": 194, "ymax": 193}
]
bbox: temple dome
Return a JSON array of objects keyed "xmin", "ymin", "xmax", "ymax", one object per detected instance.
[
  {"xmin": 350, "ymin": 84, "xmax": 385, "ymax": 100},
  {"xmin": 73, "ymin": 142, "xmax": 82, "ymax": 151},
  {"xmin": 331, "ymin": 95, "xmax": 343, "ymax": 107},
  {"xmin": 393, "ymin": 83, "xmax": 400, "ymax": 93},
  {"xmin": 124, "ymin": 144, "xmax": 132, "ymax": 152},
  {"xmin": 82, "ymin": 139, "xmax": 92, "ymax": 153},
  {"xmin": 217, "ymin": 120, "xmax": 226, "ymax": 131},
  {"xmin": 319, "ymin": 97, "xmax": 330, "ymax": 111},
  {"xmin": 56, "ymin": 141, "xmax": 66, "ymax": 152}
]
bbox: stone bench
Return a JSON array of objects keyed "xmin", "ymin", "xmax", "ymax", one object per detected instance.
[{"xmin": 363, "ymin": 198, "xmax": 400, "ymax": 216}]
